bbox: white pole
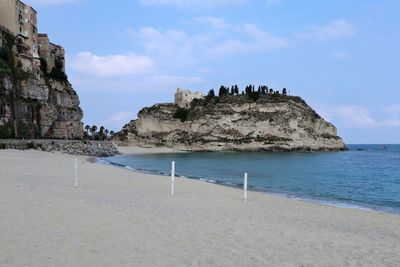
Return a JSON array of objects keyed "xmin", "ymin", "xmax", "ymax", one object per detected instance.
[
  {"xmin": 171, "ymin": 161, "xmax": 175, "ymax": 195},
  {"xmin": 244, "ymin": 173, "xmax": 248, "ymax": 201},
  {"xmin": 74, "ymin": 158, "xmax": 78, "ymax": 188}
]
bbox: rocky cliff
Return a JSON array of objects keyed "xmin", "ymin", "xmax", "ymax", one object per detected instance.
[
  {"xmin": 0, "ymin": 27, "xmax": 83, "ymax": 139},
  {"xmin": 117, "ymin": 90, "xmax": 345, "ymax": 152}
]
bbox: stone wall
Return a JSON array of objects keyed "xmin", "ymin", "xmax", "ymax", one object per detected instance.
[
  {"xmin": 175, "ymin": 88, "xmax": 204, "ymax": 108},
  {"xmin": 0, "ymin": 139, "xmax": 119, "ymax": 157}
]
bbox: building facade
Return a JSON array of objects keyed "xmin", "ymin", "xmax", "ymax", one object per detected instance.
[{"xmin": 0, "ymin": 0, "xmax": 38, "ymax": 57}]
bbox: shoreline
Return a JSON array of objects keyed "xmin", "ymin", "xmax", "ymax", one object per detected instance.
[
  {"xmin": 1, "ymin": 149, "xmax": 400, "ymax": 266},
  {"xmin": 99, "ymin": 156, "xmax": 400, "ymax": 216}
]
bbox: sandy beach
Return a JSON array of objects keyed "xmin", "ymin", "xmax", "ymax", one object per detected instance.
[{"xmin": 1, "ymin": 149, "xmax": 400, "ymax": 266}]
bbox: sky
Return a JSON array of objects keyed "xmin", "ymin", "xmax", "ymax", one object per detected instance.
[{"xmin": 26, "ymin": 0, "xmax": 400, "ymax": 143}]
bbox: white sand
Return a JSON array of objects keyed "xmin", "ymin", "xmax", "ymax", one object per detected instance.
[{"xmin": 1, "ymin": 150, "xmax": 399, "ymax": 266}]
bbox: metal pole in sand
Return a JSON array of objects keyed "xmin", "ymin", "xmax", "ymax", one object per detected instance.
[
  {"xmin": 74, "ymin": 158, "xmax": 79, "ymax": 188},
  {"xmin": 244, "ymin": 173, "xmax": 248, "ymax": 201},
  {"xmin": 171, "ymin": 161, "xmax": 175, "ymax": 195}
]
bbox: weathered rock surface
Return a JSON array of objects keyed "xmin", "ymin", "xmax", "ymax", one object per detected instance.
[
  {"xmin": 0, "ymin": 28, "xmax": 83, "ymax": 139},
  {"xmin": 117, "ymin": 92, "xmax": 346, "ymax": 152},
  {"xmin": 0, "ymin": 139, "xmax": 119, "ymax": 157}
]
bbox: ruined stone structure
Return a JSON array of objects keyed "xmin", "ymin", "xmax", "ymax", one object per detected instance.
[{"xmin": 175, "ymin": 88, "xmax": 204, "ymax": 108}]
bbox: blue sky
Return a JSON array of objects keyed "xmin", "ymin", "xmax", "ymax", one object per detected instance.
[{"xmin": 27, "ymin": 0, "xmax": 400, "ymax": 143}]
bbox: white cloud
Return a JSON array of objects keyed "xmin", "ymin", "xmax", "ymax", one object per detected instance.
[
  {"xmin": 296, "ymin": 19, "xmax": 355, "ymax": 41},
  {"xmin": 383, "ymin": 105, "xmax": 400, "ymax": 115},
  {"xmin": 381, "ymin": 119, "xmax": 400, "ymax": 127},
  {"xmin": 68, "ymin": 52, "xmax": 154, "ymax": 77},
  {"xmin": 128, "ymin": 22, "xmax": 287, "ymax": 65},
  {"xmin": 194, "ymin": 16, "xmax": 230, "ymax": 30},
  {"xmin": 316, "ymin": 104, "xmax": 400, "ymax": 129},
  {"xmin": 69, "ymin": 73, "xmax": 202, "ymax": 92},
  {"xmin": 140, "ymin": 0, "xmax": 247, "ymax": 8},
  {"xmin": 102, "ymin": 111, "xmax": 134, "ymax": 125},
  {"xmin": 336, "ymin": 106, "xmax": 376, "ymax": 127}
]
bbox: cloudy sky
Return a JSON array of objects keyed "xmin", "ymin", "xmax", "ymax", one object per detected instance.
[{"xmin": 28, "ymin": 0, "xmax": 399, "ymax": 143}]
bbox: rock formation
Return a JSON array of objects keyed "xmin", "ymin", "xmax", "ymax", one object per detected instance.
[
  {"xmin": 117, "ymin": 89, "xmax": 345, "ymax": 151},
  {"xmin": 0, "ymin": 27, "xmax": 83, "ymax": 139}
]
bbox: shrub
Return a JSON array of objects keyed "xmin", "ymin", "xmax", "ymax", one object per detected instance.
[
  {"xmin": 27, "ymin": 141, "xmax": 35, "ymax": 149},
  {"xmin": 0, "ymin": 47, "xmax": 11, "ymax": 65},
  {"xmin": 248, "ymin": 91, "xmax": 260, "ymax": 102},
  {"xmin": 173, "ymin": 108, "xmax": 189, "ymax": 122},
  {"xmin": 40, "ymin": 58, "xmax": 47, "ymax": 73},
  {"xmin": 0, "ymin": 59, "xmax": 11, "ymax": 75},
  {"xmin": 0, "ymin": 123, "xmax": 14, "ymax": 138},
  {"xmin": 49, "ymin": 67, "xmax": 67, "ymax": 80}
]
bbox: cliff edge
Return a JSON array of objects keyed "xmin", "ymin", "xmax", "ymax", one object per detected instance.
[
  {"xmin": 117, "ymin": 89, "xmax": 345, "ymax": 152},
  {"xmin": 0, "ymin": 27, "xmax": 83, "ymax": 139}
]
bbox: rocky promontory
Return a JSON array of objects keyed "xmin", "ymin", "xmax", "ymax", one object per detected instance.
[
  {"xmin": 0, "ymin": 27, "xmax": 83, "ymax": 139},
  {"xmin": 117, "ymin": 89, "xmax": 345, "ymax": 152}
]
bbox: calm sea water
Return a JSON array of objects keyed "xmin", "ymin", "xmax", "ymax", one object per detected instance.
[{"xmin": 102, "ymin": 145, "xmax": 400, "ymax": 214}]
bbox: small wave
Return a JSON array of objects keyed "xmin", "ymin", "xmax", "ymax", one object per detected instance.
[
  {"xmin": 97, "ymin": 158, "xmax": 400, "ymax": 215},
  {"xmin": 199, "ymin": 178, "xmax": 217, "ymax": 184},
  {"xmin": 311, "ymin": 199, "xmax": 373, "ymax": 211}
]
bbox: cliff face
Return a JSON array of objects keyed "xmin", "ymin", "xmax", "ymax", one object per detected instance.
[
  {"xmin": 0, "ymin": 28, "xmax": 83, "ymax": 139},
  {"xmin": 118, "ymin": 92, "xmax": 345, "ymax": 152}
]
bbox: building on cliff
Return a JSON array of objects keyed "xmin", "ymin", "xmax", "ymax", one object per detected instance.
[
  {"xmin": 0, "ymin": 0, "xmax": 64, "ymax": 71},
  {"xmin": 37, "ymin": 33, "xmax": 65, "ymax": 73},
  {"xmin": 175, "ymin": 88, "xmax": 204, "ymax": 108},
  {"xmin": 118, "ymin": 90, "xmax": 345, "ymax": 152},
  {"xmin": 0, "ymin": 0, "xmax": 83, "ymax": 139},
  {"xmin": 0, "ymin": 0, "xmax": 39, "ymax": 58}
]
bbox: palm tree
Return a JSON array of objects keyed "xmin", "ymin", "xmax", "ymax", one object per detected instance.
[
  {"xmin": 104, "ymin": 129, "xmax": 109, "ymax": 140},
  {"xmin": 90, "ymin": 125, "xmax": 97, "ymax": 139},
  {"xmin": 99, "ymin": 126, "xmax": 105, "ymax": 140},
  {"xmin": 84, "ymin": 125, "xmax": 90, "ymax": 136}
]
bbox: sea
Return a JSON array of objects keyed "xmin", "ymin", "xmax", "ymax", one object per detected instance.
[{"xmin": 101, "ymin": 144, "xmax": 400, "ymax": 214}]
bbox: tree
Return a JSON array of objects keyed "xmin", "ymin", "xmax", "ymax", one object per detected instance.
[
  {"xmin": 245, "ymin": 85, "xmax": 252, "ymax": 95},
  {"xmin": 282, "ymin": 88, "xmax": 287, "ymax": 95},
  {"xmin": 218, "ymin": 85, "xmax": 228, "ymax": 97},
  {"xmin": 99, "ymin": 126, "xmax": 105, "ymax": 140},
  {"xmin": 90, "ymin": 125, "xmax": 97, "ymax": 139},
  {"xmin": 110, "ymin": 131, "xmax": 115, "ymax": 137},
  {"xmin": 84, "ymin": 125, "xmax": 90, "ymax": 135},
  {"xmin": 104, "ymin": 129, "xmax": 109, "ymax": 140},
  {"xmin": 207, "ymin": 89, "xmax": 215, "ymax": 97},
  {"xmin": 234, "ymin": 85, "xmax": 239, "ymax": 95}
]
